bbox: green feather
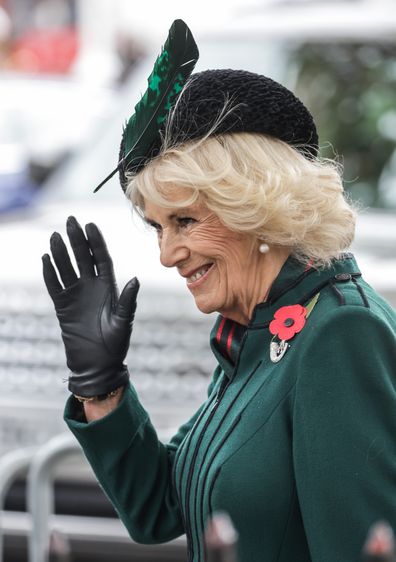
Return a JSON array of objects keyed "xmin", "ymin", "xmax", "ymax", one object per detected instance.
[{"xmin": 94, "ymin": 19, "xmax": 199, "ymax": 192}]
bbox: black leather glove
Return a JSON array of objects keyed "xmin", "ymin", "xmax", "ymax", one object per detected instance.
[{"xmin": 42, "ymin": 216, "xmax": 139, "ymax": 397}]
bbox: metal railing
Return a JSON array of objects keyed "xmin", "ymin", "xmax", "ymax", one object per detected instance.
[
  {"xmin": 27, "ymin": 433, "xmax": 82, "ymax": 562},
  {"xmin": 0, "ymin": 446, "xmax": 36, "ymax": 562},
  {"xmin": 0, "ymin": 432, "xmax": 185, "ymax": 562}
]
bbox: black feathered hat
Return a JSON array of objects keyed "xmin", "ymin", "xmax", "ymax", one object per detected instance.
[
  {"xmin": 94, "ymin": 20, "xmax": 318, "ymax": 193},
  {"xmin": 118, "ymin": 68, "xmax": 319, "ymax": 190}
]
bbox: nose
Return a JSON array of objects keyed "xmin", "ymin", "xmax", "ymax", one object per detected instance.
[{"xmin": 159, "ymin": 229, "xmax": 190, "ymax": 268}]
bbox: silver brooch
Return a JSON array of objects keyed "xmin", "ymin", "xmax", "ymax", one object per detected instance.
[{"xmin": 270, "ymin": 339, "xmax": 289, "ymax": 363}]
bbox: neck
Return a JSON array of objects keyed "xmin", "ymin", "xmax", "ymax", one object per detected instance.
[{"xmin": 224, "ymin": 247, "xmax": 291, "ymax": 325}]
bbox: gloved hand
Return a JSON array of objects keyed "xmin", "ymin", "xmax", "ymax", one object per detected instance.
[{"xmin": 42, "ymin": 216, "xmax": 139, "ymax": 398}]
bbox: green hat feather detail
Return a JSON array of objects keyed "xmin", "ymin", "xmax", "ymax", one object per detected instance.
[{"xmin": 94, "ymin": 19, "xmax": 199, "ymax": 192}]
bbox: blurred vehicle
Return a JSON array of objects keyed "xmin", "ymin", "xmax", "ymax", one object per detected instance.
[
  {"xmin": 0, "ymin": 142, "xmax": 38, "ymax": 214},
  {"xmin": 10, "ymin": 27, "xmax": 78, "ymax": 74},
  {"xmin": 0, "ymin": 4, "xmax": 395, "ymax": 560},
  {"xmin": 0, "ymin": 72, "xmax": 114, "ymax": 214}
]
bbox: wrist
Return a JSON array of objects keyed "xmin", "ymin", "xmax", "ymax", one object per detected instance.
[
  {"xmin": 73, "ymin": 385, "xmax": 124, "ymax": 404},
  {"xmin": 79, "ymin": 386, "xmax": 125, "ymax": 423}
]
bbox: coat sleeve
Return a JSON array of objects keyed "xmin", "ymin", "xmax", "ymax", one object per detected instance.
[
  {"xmin": 63, "ymin": 366, "xmax": 222, "ymax": 544},
  {"xmin": 293, "ymin": 305, "xmax": 396, "ymax": 562}
]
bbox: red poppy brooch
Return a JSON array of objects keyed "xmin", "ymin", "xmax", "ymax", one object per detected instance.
[{"xmin": 269, "ymin": 294, "xmax": 319, "ymax": 363}]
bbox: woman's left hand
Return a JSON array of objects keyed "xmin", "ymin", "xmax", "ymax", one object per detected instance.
[{"xmin": 42, "ymin": 216, "xmax": 139, "ymax": 398}]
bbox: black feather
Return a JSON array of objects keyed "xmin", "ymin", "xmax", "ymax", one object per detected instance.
[{"xmin": 94, "ymin": 19, "xmax": 199, "ymax": 192}]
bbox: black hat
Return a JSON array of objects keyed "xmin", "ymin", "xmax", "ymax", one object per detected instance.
[
  {"xmin": 94, "ymin": 21, "xmax": 318, "ymax": 193},
  {"xmin": 118, "ymin": 69, "xmax": 318, "ymax": 190}
]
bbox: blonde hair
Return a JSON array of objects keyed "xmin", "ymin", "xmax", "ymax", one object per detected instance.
[{"xmin": 126, "ymin": 132, "xmax": 357, "ymax": 267}]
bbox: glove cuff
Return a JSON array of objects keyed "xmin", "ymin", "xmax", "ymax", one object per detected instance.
[{"xmin": 67, "ymin": 365, "xmax": 130, "ymax": 398}]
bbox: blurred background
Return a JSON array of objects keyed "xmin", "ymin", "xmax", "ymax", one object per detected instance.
[{"xmin": 0, "ymin": 0, "xmax": 395, "ymax": 560}]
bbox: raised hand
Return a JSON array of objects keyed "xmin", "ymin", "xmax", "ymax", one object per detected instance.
[{"xmin": 42, "ymin": 216, "xmax": 139, "ymax": 398}]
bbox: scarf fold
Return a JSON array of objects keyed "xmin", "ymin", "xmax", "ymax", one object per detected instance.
[{"xmin": 212, "ymin": 317, "xmax": 247, "ymax": 367}]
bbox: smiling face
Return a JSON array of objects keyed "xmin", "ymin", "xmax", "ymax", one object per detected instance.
[{"xmin": 143, "ymin": 189, "xmax": 290, "ymax": 325}]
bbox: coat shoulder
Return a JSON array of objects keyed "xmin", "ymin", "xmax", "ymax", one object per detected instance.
[
  {"xmin": 305, "ymin": 273, "xmax": 396, "ymax": 335},
  {"xmin": 295, "ymin": 276, "xmax": 396, "ymax": 397}
]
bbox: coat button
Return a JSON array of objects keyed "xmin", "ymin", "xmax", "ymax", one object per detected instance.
[{"xmin": 334, "ymin": 273, "xmax": 352, "ymax": 282}]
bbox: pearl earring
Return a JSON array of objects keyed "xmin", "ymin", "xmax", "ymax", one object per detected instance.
[{"xmin": 259, "ymin": 242, "xmax": 270, "ymax": 254}]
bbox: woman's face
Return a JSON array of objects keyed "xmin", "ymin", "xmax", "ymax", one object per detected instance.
[{"xmin": 143, "ymin": 190, "xmax": 282, "ymax": 324}]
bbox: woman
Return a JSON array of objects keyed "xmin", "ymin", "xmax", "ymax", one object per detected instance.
[{"xmin": 43, "ymin": 20, "xmax": 396, "ymax": 562}]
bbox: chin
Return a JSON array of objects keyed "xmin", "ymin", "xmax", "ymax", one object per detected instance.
[{"xmin": 192, "ymin": 296, "xmax": 219, "ymax": 316}]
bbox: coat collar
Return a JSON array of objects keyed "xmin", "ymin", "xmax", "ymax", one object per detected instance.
[
  {"xmin": 210, "ymin": 253, "xmax": 361, "ymax": 378},
  {"xmin": 250, "ymin": 253, "xmax": 360, "ymax": 327}
]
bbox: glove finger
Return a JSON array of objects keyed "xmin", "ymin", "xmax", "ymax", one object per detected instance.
[
  {"xmin": 42, "ymin": 253, "xmax": 64, "ymax": 298},
  {"xmin": 49, "ymin": 232, "xmax": 78, "ymax": 288},
  {"xmin": 66, "ymin": 216, "xmax": 95, "ymax": 278},
  {"xmin": 116, "ymin": 277, "xmax": 140, "ymax": 320},
  {"xmin": 85, "ymin": 222, "xmax": 115, "ymax": 280}
]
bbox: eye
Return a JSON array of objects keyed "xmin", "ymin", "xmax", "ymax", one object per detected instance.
[{"xmin": 177, "ymin": 217, "xmax": 196, "ymax": 228}]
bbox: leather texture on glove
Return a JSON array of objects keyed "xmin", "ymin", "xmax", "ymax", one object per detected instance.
[{"xmin": 42, "ymin": 216, "xmax": 139, "ymax": 397}]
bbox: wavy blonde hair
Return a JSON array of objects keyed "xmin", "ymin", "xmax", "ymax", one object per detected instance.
[{"xmin": 126, "ymin": 132, "xmax": 356, "ymax": 267}]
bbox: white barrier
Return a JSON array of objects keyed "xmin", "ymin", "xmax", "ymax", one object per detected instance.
[
  {"xmin": 27, "ymin": 434, "xmax": 81, "ymax": 562},
  {"xmin": 0, "ymin": 447, "xmax": 35, "ymax": 562}
]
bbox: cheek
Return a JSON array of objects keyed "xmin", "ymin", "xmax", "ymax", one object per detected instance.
[{"xmin": 188, "ymin": 223, "xmax": 242, "ymax": 257}]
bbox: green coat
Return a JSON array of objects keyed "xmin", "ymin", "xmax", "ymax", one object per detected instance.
[{"xmin": 65, "ymin": 255, "xmax": 396, "ymax": 562}]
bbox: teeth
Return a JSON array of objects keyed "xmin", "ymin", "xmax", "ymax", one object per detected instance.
[{"xmin": 188, "ymin": 266, "xmax": 210, "ymax": 283}]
